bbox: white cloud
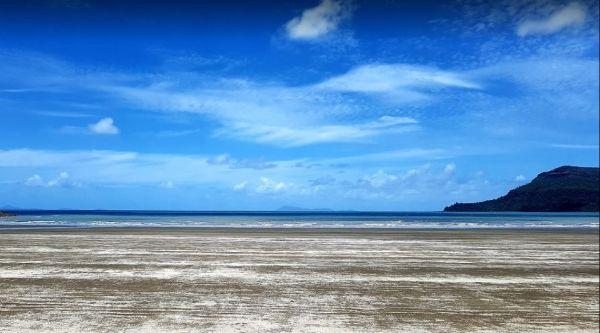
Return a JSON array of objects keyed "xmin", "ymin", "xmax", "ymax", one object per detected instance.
[
  {"xmin": 25, "ymin": 174, "xmax": 44, "ymax": 186},
  {"xmin": 47, "ymin": 171, "xmax": 69, "ymax": 187},
  {"xmin": 24, "ymin": 171, "xmax": 77, "ymax": 187},
  {"xmin": 207, "ymin": 154, "xmax": 276, "ymax": 170},
  {"xmin": 233, "ymin": 181, "xmax": 248, "ymax": 191},
  {"xmin": 160, "ymin": 181, "xmax": 174, "ymax": 189},
  {"xmin": 515, "ymin": 175, "xmax": 526, "ymax": 181},
  {"xmin": 4, "ymin": 51, "xmax": 596, "ymax": 152},
  {"xmin": 88, "ymin": 117, "xmax": 119, "ymax": 135},
  {"xmin": 363, "ymin": 170, "xmax": 398, "ymax": 188},
  {"xmin": 339, "ymin": 163, "xmax": 492, "ymax": 202},
  {"xmin": 0, "ymin": 148, "xmax": 294, "ymax": 188},
  {"xmin": 285, "ymin": 0, "xmax": 351, "ymax": 40},
  {"xmin": 443, "ymin": 163, "xmax": 456, "ymax": 174},
  {"xmin": 255, "ymin": 177, "xmax": 288, "ymax": 193},
  {"xmin": 2, "ymin": 52, "xmax": 485, "ymax": 147},
  {"xmin": 316, "ymin": 63, "xmax": 481, "ymax": 103},
  {"xmin": 2, "ymin": 148, "xmax": 506, "ymax": 209},
  {"xmin": 111, "ymin": 65, "xmax": 461, "ymax": 146},
  {"xmin": 517, "ymin": 2, "xmax": 587, "ymax": 37}
]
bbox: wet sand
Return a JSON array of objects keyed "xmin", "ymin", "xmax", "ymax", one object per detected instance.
[{"xmin": 0, "ymin": 228, "xmax": 598, "ymax": 332}]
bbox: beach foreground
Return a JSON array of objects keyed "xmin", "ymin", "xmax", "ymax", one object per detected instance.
[{"xmin": 0, "ymin": 228, "xmax": 598, "ymax": 332}]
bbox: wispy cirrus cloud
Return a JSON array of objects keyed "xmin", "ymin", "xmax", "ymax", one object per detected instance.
[
  {"xmin": 216, "ymin": 116, "xmax": 419, "ymax": 147},
  {"xmin": 104, "ymin": 63, "xmax": 478, "ymax": 146},
  {"xmin": 322, "ymin": 148, "xmax": 448, "ymax": 165},
  {"xmin": 316, "ymin": 63, "xmax": 481, "ymax": 103},
  {"xmin": 318, "ymin": 64, "xmax": 481, "ymax": 92},
  {"xmin": 33, "ymin": 111, "xmax": 94, "ymax": 118},
  {"xmin": 0, "ymin": 50, "xmax": 596, "ymax": 149},
  {"xmin": 551, "ymin": 143, "xmax": 599, "ymax": 149}
]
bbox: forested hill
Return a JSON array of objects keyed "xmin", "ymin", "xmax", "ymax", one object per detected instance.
[{"xmin": 444, "ymin": 166, "xmax": 599, "ymax": 212}]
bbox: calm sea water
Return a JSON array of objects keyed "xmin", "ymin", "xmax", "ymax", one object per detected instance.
[{"xmin": 0, "ymin": 210, "xmax": 598, "ymax": 229}]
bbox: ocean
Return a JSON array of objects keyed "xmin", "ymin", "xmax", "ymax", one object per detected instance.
[{"xmin": 1, "ymin": 210, "xmax": 598, "ymax": 229}]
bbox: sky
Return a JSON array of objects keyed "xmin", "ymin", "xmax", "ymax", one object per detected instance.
[{"xmin": 0, "ymin": 0, "xmax": 598, "ymax": 210}]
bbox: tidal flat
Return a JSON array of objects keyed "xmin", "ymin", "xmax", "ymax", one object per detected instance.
[{"xmin": 0, "ymin": 228, "xmax": 598, "ymax": 332}]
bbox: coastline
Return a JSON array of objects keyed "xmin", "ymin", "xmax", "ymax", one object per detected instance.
[{"xmin": 0, "ymin": 225, "xmax": 598, "ymax": 234}]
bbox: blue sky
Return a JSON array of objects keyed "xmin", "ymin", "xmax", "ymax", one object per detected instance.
[{"xmin": 0, "ymin": 0, "xmax": 598, "ymax": 210}]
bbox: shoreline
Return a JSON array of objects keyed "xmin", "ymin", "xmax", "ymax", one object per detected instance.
[{"xmin": 0, "ymin": 225, "xmax": 598, "ymax": 232}]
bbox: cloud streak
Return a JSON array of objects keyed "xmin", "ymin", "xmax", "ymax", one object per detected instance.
[
  {"xmin": 551, "ymin": 143, "xmax": 599, "ymax": 149},
  {"xmin": 0, "ymin": 51, "xmax": 596, "ymax": 150},
  {"xmin": 217, "ymin": 116, "xmax": 419, "ymax": 147},
  {"xmin": 317, "ymin": 64, "xmax": 481, "ymax": 94},
  {"xmin": 105, "ymin": 63, "xmax": 479, "ymax": 146}
]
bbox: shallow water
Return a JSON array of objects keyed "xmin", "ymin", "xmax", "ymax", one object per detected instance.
[{"xmin": 1, "ymin": 211, "xmax": 598, "ymax": 229}]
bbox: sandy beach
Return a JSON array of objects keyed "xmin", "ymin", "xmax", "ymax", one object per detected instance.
[{"xmin": 0, "ymin": 228, "xmax": 598, "ymax": 332}]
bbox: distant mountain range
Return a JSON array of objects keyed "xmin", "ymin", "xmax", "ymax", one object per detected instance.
[
  {"xmin": 0, "ymin": 205, "xmax": 20, "ymax": 210},
  {"xmin": 445, "ymin": 166, "xmax": 599, "ymax": 212},
  {"xmin": 276, "ymin": 206, "xmax": 333, "ymax": 212}
]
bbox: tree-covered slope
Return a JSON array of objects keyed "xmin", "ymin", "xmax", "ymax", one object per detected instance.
[{"xmin": 444, "ymin": 166, "xmax": 599, "ymax": 212}]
